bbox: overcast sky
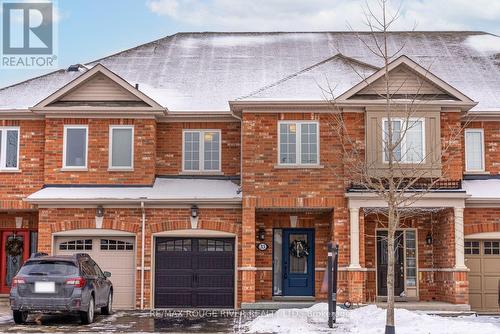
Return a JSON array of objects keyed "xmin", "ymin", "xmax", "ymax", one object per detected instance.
[{"xmin": 1, "ymin": 0, "xmax": 499, "ymax": 88}]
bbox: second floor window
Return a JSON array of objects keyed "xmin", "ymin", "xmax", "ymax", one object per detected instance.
[
  {"xmin": 465, "ymin": 128, "xmax": 484, "ymax": 172},
  {"xmin": 278, "ymin": 121, "xmax": 319, "ymax": 165},
  {"xmin": 109, "ymin": 126, "xmax": 134, "ymax": 169},
  {"xmin": 63, "ymin": 125, "xmax": 88, "ymax": 169},
  {"xmin": 383, "ymin": 118, "xmax": 424, "ymax": 163},
  {"xmin": 0, "ymin": 127, "xmax": 19, "ymax": 170},
  {"xmin": 183, "ymin": 130, "xmax": 221, "ymax": 172}
]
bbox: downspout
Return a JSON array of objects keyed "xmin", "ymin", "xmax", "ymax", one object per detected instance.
[{"xmin": 140, "ymin": 201, "xmax": 146, "ymax": 310}]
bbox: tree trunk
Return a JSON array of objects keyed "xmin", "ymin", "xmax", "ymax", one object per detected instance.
[{"xmin": 386, "ymin": 208, "xmax": 396, "ymax": 334}]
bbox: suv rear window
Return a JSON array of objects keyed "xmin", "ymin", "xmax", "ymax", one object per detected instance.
[{"xmin": 18, "ymin": 261, "xmax": 78, "ymax": 276}]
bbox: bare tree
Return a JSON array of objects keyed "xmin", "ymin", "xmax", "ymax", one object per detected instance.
[{"xmin": 322, "ymin": 1, "xmax": 471, "ymax": 333}]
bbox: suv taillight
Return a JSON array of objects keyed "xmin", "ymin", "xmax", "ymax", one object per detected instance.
[
  {"xmin": 65, "ymin": 277, "xmax": 86, "ymax": 288},
  {"xmin": 11, "ymin": 277, "xmax": 25, "ymax": 287}
]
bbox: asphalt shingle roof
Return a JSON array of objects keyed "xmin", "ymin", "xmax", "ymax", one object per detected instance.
[{"xmin": 1, "ymin": 31, "xmax": 499, "ymax": 111}]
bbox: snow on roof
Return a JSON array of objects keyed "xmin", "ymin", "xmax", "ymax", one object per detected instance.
[
  {"xmin": 236, "ymin": 55, "xmax": 377, "ymax": 101},
  {"xmin": 463, "ymin": 179, "xmax": 500, "ymax": 200},
  {"xmin": 1, "ymin": 31, "xmax": 500, "ymax": 111},
  {"xmin": 26, "ymin": 178, "xmax": 242, "ymax": 203}
]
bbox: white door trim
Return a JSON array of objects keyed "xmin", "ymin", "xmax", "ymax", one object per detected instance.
[{"xmin": 375, "ymin": 228, "xmax": 419, "ymax": 299}]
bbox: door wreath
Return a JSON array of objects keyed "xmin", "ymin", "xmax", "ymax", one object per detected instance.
[
  {"xmin": 6, "ymin": 237, "xmax": 23, "ymax": 257},
  {"xmin": 289, "ymin": 239, "xmax": 310, "ymax": 258}
]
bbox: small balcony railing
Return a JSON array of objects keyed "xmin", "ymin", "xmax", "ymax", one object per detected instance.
[{"xmin": 348, "ymin": 179, "xmax": 462, "ymax": 192}]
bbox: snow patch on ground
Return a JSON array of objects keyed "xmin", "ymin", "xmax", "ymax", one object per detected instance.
[
  {"xmin": 246, "ymin": 304, "xmax": 500, "ymax": 334},
  {"xmin": 0, "ymin": 314, "xmax": 12, "ymax": 324},
  {"xmin": 465, "ymin": 34, "xmax": 500, "ymax": 53}
]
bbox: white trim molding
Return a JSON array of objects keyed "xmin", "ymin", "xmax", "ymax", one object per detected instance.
[
  {"xmin": 465, "ymin": 232, "xmax": 500, "ymax": 240},
  {"xmin": 62, "ymin": 125, "xmax": 89, "ymax": 170},
  {"xmin": 464, "ymin": 128, "xmax": 485, "ymax": 172},
  {"xmin": 348, "ymin": 207, "xmax": 361, "ymax": 269},
  {"xmin": 108, "ymin": 125, "xmax": 135, "ymax": 170},
  {"xmin": 454, "ymin": 207, "xmax": 467, "ymax": 270}
]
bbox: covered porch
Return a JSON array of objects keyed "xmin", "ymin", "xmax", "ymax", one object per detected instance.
[
  {"xmin": 346, "ymin": 191, "xmax": 469, "ymax": 305},
  {"xmin": 0, "ymin": 210, "xmax": 38, "ymax": 294},
  {"xmin": 242, "ymin": 207, "xmax": 334, "ymax": 308}
]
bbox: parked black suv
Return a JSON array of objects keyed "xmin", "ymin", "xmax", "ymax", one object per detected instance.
[{"xmin": 10, "ymin": 253, "xmax": 113, "ymax": 324}]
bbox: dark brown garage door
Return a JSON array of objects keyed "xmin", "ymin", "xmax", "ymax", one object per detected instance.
[{"xmin": 154, "ymin": 237, "xmax": 235, "ymax": 308}]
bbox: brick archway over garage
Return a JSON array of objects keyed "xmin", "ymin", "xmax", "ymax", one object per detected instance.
[{"xmin": 464, "ymin": 208, "xmax": 500, "ymax": 236}]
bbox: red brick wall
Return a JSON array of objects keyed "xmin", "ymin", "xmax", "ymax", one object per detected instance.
[
  {"xmin": 241, "ymin": 113, "xmax": 346, "ymax": 201},
  {"xmin": 156, "ymin": 121, "xmax": 241, "ymax": 176},
  {"xmin": 38, "ymin": 207, "xmax": 242, "ymax": 308},
  {"xmin": 0, "ymin": 211, "xmax": 38, "ymax": 229},
  {"xmin": 464, "ymin": 208, "xmax": 500, "ymax": 235},
  {"xmin": 441, "ymin": 112, "xmax": 464, "ymax": 180},
  {"xmin": 0, "ymin": 120, "xmax": 44, "ymax": 209},
  {"xmin": 364, "ymin": 209, "xmax": 458, "ymax": 302},
  {"xmin": 465, "ymin": 121, "xmax": 500, "ymax": 175},
  {"xmin": 254, "ymin": 210, "xmax": 332, "ymax": 301},
  {"xmin": 44, "ymin": 118, "xmax": 156, "ymax": 185}
]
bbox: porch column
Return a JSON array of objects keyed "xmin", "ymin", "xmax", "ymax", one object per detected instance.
[
  {"xmin": 348, "ymin": 207, "xmax": 361, "ymax": 269},
  {"xmin": 453, "ymin": 207, "xmax": 467, "ymax": 270}
]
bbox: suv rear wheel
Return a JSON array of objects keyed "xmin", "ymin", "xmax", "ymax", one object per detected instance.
[
  {"xmin": 13, "ymin": 310, "xmax": 28, "ymax": 324},
  {"xmin": 101, "ymin": 292, "xmax": 112, "ymax": 315},
  {"xmin": 80, "ymin": 296, "xmax": 95, "ymax": 324}
]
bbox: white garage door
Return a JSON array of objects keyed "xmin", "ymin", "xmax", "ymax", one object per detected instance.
[
  {"xmin": 465, "ymin": 240, "xmax": 500, "ymax": 312},
  {"xmin": 55, "ymin": 236, "xmax": 135, "ymax": 309}
]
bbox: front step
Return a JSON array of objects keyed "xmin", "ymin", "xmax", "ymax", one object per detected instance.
[{"xmin": 240, "ymin": 301, "xmax": 317, "ymax": 310}]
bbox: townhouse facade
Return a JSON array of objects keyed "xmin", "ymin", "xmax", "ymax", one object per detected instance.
[{"xmin": 0, "ymin": 32, "xmax": 499, "ymax": 312}]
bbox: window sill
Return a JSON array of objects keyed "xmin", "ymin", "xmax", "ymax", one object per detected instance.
[
  {"xmin": 464, "ymin": 171, "xmax": 490, "ymax": 175},
  {"xmin": 179, "ymin": 171, "xmax": 224, "ymax": 176},
  {"xmin": 61, "ymin": 168, "xmax": 88, "ymax": 172},
  {"xmin": 108, "ymin": 168, "xmax": 134, "ymax": 172},
  {"xmin": 0, "ymin": 169, "xmax": 21, "ymax": 173},
  {"xmin": 274, "ymin": 164, "xmax": 324, "ymax": 169}
]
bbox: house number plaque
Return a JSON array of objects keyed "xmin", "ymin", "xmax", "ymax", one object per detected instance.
[{"xmin": 257, "ymin": 243, "xmax": 268, "ymax": 251}]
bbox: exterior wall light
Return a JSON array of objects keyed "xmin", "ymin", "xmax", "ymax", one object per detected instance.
[
  {"xmin": 191, "ymin": 205, "xmax": 198, "ymax": 218},
  {"xmin": 258, "ymin": 227, "xmax": 266, "ymax": 241},
  {"xmin": 426, "ymin": 232, "xmax": 433, "ymax": 245},
  {"xmin": 96, "ymin": 205, "xmax": 105, "ymax": 218}
]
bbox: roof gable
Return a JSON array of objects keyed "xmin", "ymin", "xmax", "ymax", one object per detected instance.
[
  {"xmin": 336, "ymin": 55, "xmax": 476, "ymax": 106},
  {"xmin": 33, "ymin": 64, "xmax": 164, "ymax": 112},
  {"xmin": 59, "ymin": 72, "xmax": 141, "ymax": 102},
  {"xmin": 354, "ymin": 65, "xmax": 450, "ymax": 97}
]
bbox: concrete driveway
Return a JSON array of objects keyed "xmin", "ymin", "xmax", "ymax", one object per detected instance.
[{"xmin": 0, "ymin": 308, "xmax": 261, "ymax": 333}]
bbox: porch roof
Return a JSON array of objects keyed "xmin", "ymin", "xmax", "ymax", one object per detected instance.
[
  {"xmin": 25, "ymin": 177, "xmax": 242, "ymax": 205},
  {"xmin": 463, "ymin": 179, "xmax": 500, "ymax": 206}
]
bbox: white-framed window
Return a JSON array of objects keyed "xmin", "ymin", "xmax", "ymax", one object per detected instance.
[
  {"xmin": 465, "ymin": 128, "xmax": 485, "ymax": 172},
  {"xmin": 182, "ymin": 130, "xmax": 221, "ymax": 172},
  {"xmin": 0, "ymin": 127, "xmax": 20, "ymax": 171},
  {"xmin": 382, "ymin": 118, "xmax": 425, "ymax": 163},
  {"xmin": 109, "ymin": 125, "xmax": 134, "ymax": 169},
  {"xmin": 63, "ymin": 125, "xmax": 88, "ymax": 169},
  {"xmin": 278, "ymin": 121, "xmax": 319, "ymax": 165}
]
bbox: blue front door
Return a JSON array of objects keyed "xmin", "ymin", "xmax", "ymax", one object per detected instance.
[{"xmin": 282, "ymin": 229, "xmax": 314, "ymax": 296}]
